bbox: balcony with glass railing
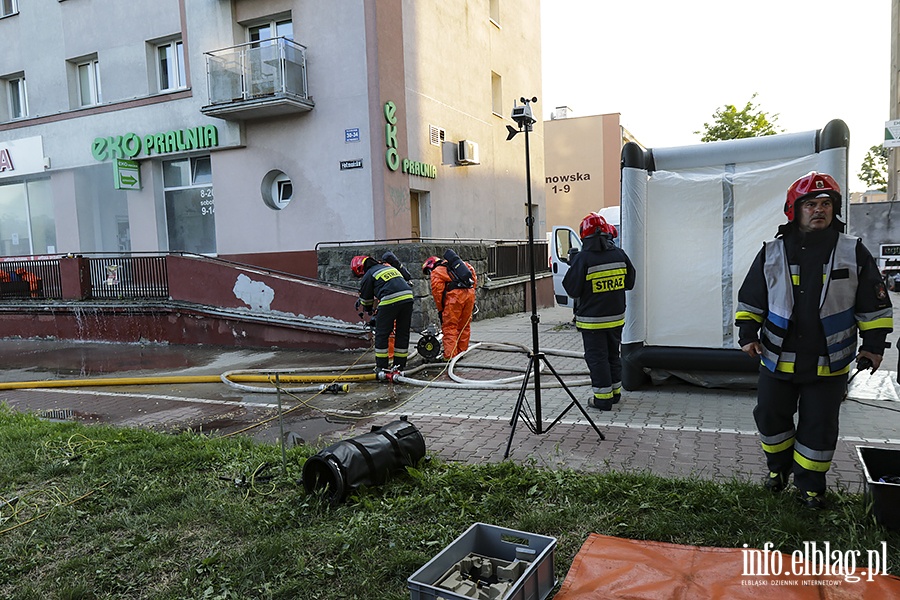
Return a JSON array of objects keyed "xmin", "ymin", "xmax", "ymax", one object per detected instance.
[{"xmin": 201, "ymin": 37, "xmax": 314, "ymax": 120}]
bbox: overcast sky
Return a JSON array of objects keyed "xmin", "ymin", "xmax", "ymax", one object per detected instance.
[{"xmin": 540, "ymin": 1, "xmax": 891, "ymax": 193}]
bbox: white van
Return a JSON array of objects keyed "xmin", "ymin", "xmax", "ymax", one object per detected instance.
[{"xmin": 549, "ymin": 206, "xmax": 620, "ymax": 308}]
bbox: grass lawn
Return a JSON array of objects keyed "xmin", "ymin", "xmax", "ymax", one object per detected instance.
[{"xmin": 1, "ymin": 406, "xmax": 898, "ymax": 599}]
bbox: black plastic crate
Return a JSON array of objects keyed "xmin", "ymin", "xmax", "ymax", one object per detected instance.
[{"xmin": 856, "ymin": 445, "xmax": 900, "ymax": 531}]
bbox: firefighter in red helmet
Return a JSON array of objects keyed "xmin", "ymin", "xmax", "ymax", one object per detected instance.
[
  {"xmin": 423, "ymin": 249, "xmax": 477, "ymax": 359},
  {"xmin": 351, "ymin": 254, "xmax": 415, "ymax": 376},
  {"xmin": 735, "ymin": 172, "xmax": 892, "ymax": 509},
  {"xmin": 563, "ymin": 213, "xmax": 636, "ymax": 411}
]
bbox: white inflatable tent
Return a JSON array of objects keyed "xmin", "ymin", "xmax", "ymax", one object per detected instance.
[{"xmin": 620, "ymin": 119, "xmax": 849, "ymax": 390}]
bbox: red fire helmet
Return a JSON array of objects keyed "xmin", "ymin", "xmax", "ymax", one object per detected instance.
[
  {"xmin": 784, "ymin": 172, "xmax": 841, "ymax": 221},
  {"xmin": 579, "ymin": 213, "xmax": 617, "ymax": 239},
  {"xmin": 422, "ymin": 256, "xmax": 440, "ymax": 274},
  {"xmin": 350, "ymin": 255, "xmax": 371, "ymax": 277}
]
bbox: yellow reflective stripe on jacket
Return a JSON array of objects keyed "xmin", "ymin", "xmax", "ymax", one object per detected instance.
[
  {"xmin": 857, "ymin": 314, "xmax": 893, "ymax": 331},
  {"xmin": 576, "ymin": 314, "xmax": 625, "ymax": 330},
  {"xmin": 374, "ymin": 267, "xmax": 404, "ymax": 282},
  {"xmin": 735, "ymin": 310, "xmax": 763, "ymax": 323},
  {"xmin": 378, "ymin": 290, "xmax": 414, "ymax": 305},
  {"xmin": 586, "ymin": 266, "xmax": 628, "ymax": 293}
]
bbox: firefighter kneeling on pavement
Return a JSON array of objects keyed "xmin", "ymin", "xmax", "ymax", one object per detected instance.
[
  {"xmin": 422, "ymin": 249, "xmax": 476, "ymax": 360},
  {"xmin": 735, "ymin": 171, "xmax": 892, "ymax": 510},
  {"xmin": 563, "ymin": 212, "xmax": 636, "ymax": 411}
]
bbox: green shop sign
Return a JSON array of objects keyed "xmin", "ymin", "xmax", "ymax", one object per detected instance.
[
  {"xmin": 383, "ymin": 102, "xmax": 436, "ymax": 179},
  {"xmin": 91, "ymin": 125, "xmax": 219, "ymax": 161}
]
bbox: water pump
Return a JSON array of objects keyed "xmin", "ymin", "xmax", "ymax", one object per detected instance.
[{"xmin": 416, "ymin": 324, "xmax": 443, "ymax": 362}]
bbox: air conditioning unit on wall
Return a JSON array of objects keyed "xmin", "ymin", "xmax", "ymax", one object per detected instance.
[{"xmin": 456, "ymin": 140, "xmax": 480, "ymax": 165}]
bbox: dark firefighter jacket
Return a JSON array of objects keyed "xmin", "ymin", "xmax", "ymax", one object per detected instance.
[
  {"xmin": 562, "ymin": 233, "xmax": 636, "ymax": 330},
  {"xmin": 735, "ymin": 227, "xmax": 892, "ymax": 379},
  {"xmin": 358, "ymin": 263, "xmax": 414, "ymax": 312}
]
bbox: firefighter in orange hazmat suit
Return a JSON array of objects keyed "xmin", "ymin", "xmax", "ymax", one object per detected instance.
[{"xmin": 422, "ymin": 249, "xmax": 476, "ymax": 359}]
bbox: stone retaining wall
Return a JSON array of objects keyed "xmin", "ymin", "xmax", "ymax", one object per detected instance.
[{"xmin": 317, "ymin": 242, "xmax": 551, "ymax": 331}]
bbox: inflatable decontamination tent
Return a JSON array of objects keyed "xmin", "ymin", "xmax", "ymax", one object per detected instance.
[{"xmin": 620, "ymin": 119, "xmax": 849, "ymax": 390}]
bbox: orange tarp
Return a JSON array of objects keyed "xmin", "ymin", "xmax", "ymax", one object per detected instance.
[{"xmin": 554, "ymin": 533, "xmax": 900, "ymax": 599}]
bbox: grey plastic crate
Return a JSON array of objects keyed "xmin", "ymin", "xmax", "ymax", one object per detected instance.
[
  {"xmin": 856, "ymin": 445, "xmax": 900, "ymax": 531},
  {"xmin": 408, "ymin": 523, "xmax": 556, "ymax": 600}
]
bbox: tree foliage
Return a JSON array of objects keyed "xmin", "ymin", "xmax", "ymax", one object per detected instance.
[
  {"xmin": 695, "ymin": 93, "xmax": 782, "ymax": 142},
  {"xmin": 858, "ymin": 144, "xmax": 889, "ymax": 191}
]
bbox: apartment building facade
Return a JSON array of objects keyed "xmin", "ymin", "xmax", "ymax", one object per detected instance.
[
  {"xmin": 0, "ymin": 0, "xmax": 544, "ymax": 269},
  {"xmin": 543, "ymin": 109, "xmax": 638, "ymax": 234}
]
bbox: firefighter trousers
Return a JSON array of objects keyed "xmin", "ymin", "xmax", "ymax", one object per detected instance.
[
  {"xmin": 753, "ymin": 369, "xmax": 846, "ymax": 494},
  {"xmin": 581, "ymin": 326, "xmax": 623, "ymax": 402},
  {"xmin": 374, "ymin": 300, "xmax": 413, "ymax": 371}
]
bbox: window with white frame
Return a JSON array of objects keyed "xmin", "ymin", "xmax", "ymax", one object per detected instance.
[
  {"xmin": 157, "ymin": 40, "xmax": 186, "ymax": 91},
  {"xmin": 0, "ymin": 0, "xmax": 18, "ymax": 19},
  {"xmin": 7, "ymin": 75, "xmax": 27, "ymax": 119},
  {"xmin": 249, "ymin": 18, "xmax": 293, "ymax": 46},
  {"xmin": 491, "ymin": 71, "xmax": 502, "ymax": 116},
  {"xmin": 77, "ymin": 58, "xmax": 101, "ymax": 106}
]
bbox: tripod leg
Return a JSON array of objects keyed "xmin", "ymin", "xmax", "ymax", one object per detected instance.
[
  {"xmin": 504, "ymin": 354, "xmax": 535, "ymax": 459},
  {"xmin": 540, "ymin": 355, "xmax": 605, "ymax": 441}
]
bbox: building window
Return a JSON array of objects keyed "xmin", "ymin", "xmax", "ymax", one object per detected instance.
[
  {"xmin": 491, "ymin": 72, "xmax": 502, "ymax": 116},
  {"xmin": 249, "ymin": 18, "xmax": 293, "ymax": 46},
  {"xmin": 77, "ymin": 58, "xmax": 102, "ymax": 106},
  {"xmin": 0, "ymin": 0, "xmax": 18, "ymax": 18},
  {"xmin": 157, "ymin": 40, "xmax": 186, "ymax": 91},
  {"xmin": 489, "ymin": 0, "xmax": 500, "ymax": 26},
  {"xmin": 261, "ymin": 170, "xmax": 294, "ymax": 210},
  {"xmin": 6, "ymin": 75, "xmax": 27, "ymax": 119}
]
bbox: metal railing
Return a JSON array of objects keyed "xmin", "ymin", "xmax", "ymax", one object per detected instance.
[
  {"xmin": 316, "ymin": 237, "xmax": 549, "ymax": 281},
  {"xmin": 0, "ymin": 259, "xmax": 62, "ymax": 299},
  {"xmin": 487, "ymin": 241, "xmax": 549, "ymax": 278},
  {"xmin": 86, "ymin": 255, "xmax": 169, "ymax": 299},
  {"xmin": 205, "ymin": 37, "xmax": 310, "ymax": 105}
]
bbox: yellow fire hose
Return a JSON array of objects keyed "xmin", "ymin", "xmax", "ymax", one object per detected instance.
[{"xmin": 0, "ymin": 372, "xmax": 376, "ymax": 390}]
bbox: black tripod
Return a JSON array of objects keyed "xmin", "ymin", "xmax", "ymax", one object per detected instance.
[{"xmin": 503, "ymin": 97, "xmax": 605, "ymax": 459}]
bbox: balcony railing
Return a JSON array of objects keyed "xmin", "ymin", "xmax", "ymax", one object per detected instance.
[{"xmin": 201, "ymin": 37, "xmax": 314, "ymax": 120}]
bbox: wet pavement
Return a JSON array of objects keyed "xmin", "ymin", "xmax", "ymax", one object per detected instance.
[{"xmin": 3, "ymin": 299, "xmax": 900, "ymax": 494}]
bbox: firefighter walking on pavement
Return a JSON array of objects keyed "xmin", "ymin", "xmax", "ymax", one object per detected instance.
[
  {"xmin": 422, "ymin": 249, "xmax": 477, "ymax": 360},
  {"xmin": 351, "ymin": 255, "xmax": 415, "ymax": 377},
  {"xmin": 563, "ymin": 213, "xmax": 636, "ymax": 411},
  {"xmin": 735, "ymin": 172, "xmax": 892, "ymax": 510}
]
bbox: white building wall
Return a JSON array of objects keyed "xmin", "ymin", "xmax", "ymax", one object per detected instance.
[{"xmin": 211, "ymin": 1, "xmax": 377, "ymax": 253}]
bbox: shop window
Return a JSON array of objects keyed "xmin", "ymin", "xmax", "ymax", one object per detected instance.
[
  {"xmin": 156, "ymin": 40, "xmax": 186, "ymax": 92},
  {"xmin": 0, "ymin": 179, "xmax": 56, "ymax": 257},
  {"xmin": 163, "ymin": 156, "xmax": 216, "ymax": 254}
]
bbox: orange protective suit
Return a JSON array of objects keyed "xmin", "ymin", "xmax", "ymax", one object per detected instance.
[
  {"xmin": 15, "ymin": 268, "xmax": 41, "ymax": 297},
  {"xmin": 429, "ymin": 261, "xmax": 476, "ymax": 359}
]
